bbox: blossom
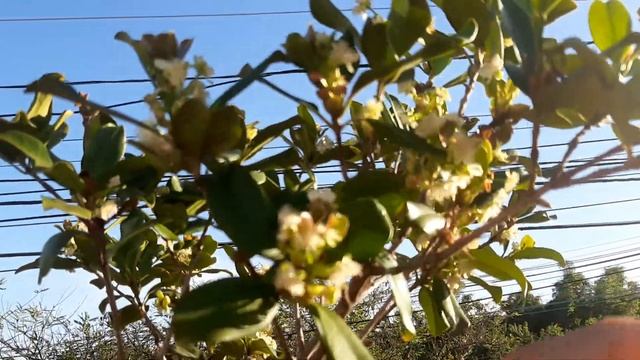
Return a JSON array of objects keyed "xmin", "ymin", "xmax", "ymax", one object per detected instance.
[
  {"xmin": 499, "ymin": 224, "xmax": 519, "ymax": 243},
  {"xmin": 414, "ymin": 113, "xmax": 464, "ymax": 139},
  {"xmin": 277, "ymin": 206, "xmax": 325, "ymax": 252},
  {"xmin": 449, "ymin": 132, "xmax": 482, "ymax": 165},
  {"xmin": 255, "ymin": 331, "xmax": 278, "ymax": 353},
  {"xmin": 479, "ymin": 171, "xmax": 520, "ymax": 223},
  {"xmin": 316, "ymin": 135, "xmax": 334, "ymax": 154},
  {"xmin": 96, "ymin": 201, "xmax": 118, "ymax": 221},
  {"xmin": 361, "ymin": 99, "xmax": 384, "ymax": 120},
  {"xmin": 328, "ymin": 256, "xmax": 362, "ymax": 287},
  {"xmin": 192, "ymin": 55, "xmax": 213, "ymax": 77},
  {"xmin": 308, "ymin": 189, "xmax": 336, "ymax": 205},
  {"xmin": 353, "ymin": 0, "xmax": 371, "ymax": 19},
  {"xmin": 329, "ymin": 40, "xmax": 359, "ymax": 72},
  {"xmin": 274, "ymin": 261, "xmax": 306, "ymax": 297},
  {"xmin": 107, "ymin": 176, "xmax": 121, "ymax": 188},
  {"xmin": 478, "ymin": 55, "xmax": 504, "ymax": 79},
  {"xmin": 153, "ymin": 58, "xmax": 187, "ymax": 88},
  {"xmin": 427, "ymin": 170, "xmax": 472, "ymax": 203},
  {"xmin": 406, "ymin": 202, "xmax": 446, "ymax": 235},
  {"xmin": 175, "ymin": 248, "xmax": 192, "ymax": 265}
]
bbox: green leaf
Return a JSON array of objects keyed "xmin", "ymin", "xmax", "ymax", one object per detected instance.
[
  {"xmin": 517, "ymin": 210, "xmax": 557, "ymax": 223},
  {"xmin": 468, "ymin": 275, "xmax": 503, "ymax": 302},
  {"xmin": 114, "ymin": 304, "xmax": 143, "ymax": 331},
  {"xmin": 469, "ymin": 246, "xmax": 530, "ymax": 296},
  {"xmin": 205, "ymin": 165, "xmax": 277, "ymax": 255},
  {"xmin": 536, "ymin": 0, "xmax": 577, "ymax": 24},
  {"xmin": 308, "ymin": 303, "xmax": 374, "ymax": 360},
  {"xmin": 502, "ymin": 0, "xmax": 541, "ymax": 73},
  {"xmin": 39, "ymin": 231, "xmax": 74, "ymax": 284},
  {"xmin": 45, "ymin": 161, "xmax": 84, "ymax": 193},
  {"xmin": 243, "ymin": 115, "xmax": 301, "ymax": 161},
  {"xmin": 0, "ymin": 130, "xmax": 53, "ymax": 168},
  {"xmin": 367, "ymin": 120, "xmax": 446, "ymax": 158},
  {"xmin": 362, "ymin": 20, "xmax": 396, "ymax": 70},
  {"xmin": 388, "ymin": 0, "xmax": 431, "ymax": 55},
  {"xmin": 83, "ymin": 125, "xmax": 125, "ymax": 183},
  {"xmin": 246, "ymin": 148, "xmax": 300, "ymax": 171},
  {"xmin": 381, "ymin": 255, "xmax": 416, "ymax": 341},
  {"xmin": 42, "ymin": 197, "xmax": 91, "ymax": 219},
  {"xmin": 338, "ymin": 170, "xmax": 405, "ymax": 205},
  {"xmin": 438, "ymin": 0, "xmax": 491, "ymax": 45},
  {"xmin": 173, "ymin": 277, "xmax": 279, "ymax": 343},
  {"xmin": 406, "ymin": 201, "xmax": 446, "ymax": 236},
  {"xmin": 339, "ymin": 198, "xmax": 393, "ymax": 261},
  {"xmin": 589, "ymin": 0, "xmax": 631, "ymax": 52},
  {"xmin": 310, "ymin": 0, "xmax": 358, "ymax": 39},
  {"xmin": 26, "ymin": 92, "xmax": 53, "ymax": 120},
  {"xmin": 418, "ymin": 285, "xmax": 450, "ymax": 336},
  {"xmin": 510, "ymin": 247, "xmax": 566, "ymax": 267}
]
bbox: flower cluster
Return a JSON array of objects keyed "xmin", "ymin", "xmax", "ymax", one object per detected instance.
[
  {"xmin": 284, "ymin": 28, "xmax": 359, "ymax": 118},
  {"xmin": 273, "ymin": 190, "xmax": 362, "ymax": 304}
]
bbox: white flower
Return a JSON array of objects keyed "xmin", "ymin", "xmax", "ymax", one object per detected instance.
[
  {"xmin": 64, "ymin": 238, "xmax": 77, "ymax": 256},
  {"xmin": 274, "ymin": 261, "xmax": 306, "ymax": 297},
  {"xmin": 478, "ymin": 55, "xmax": 504, "ymax": 79},
  {"xmin": 255, "ymin": 331, "xmax": 278, "ymax": 353},
  {"xmin": 316, "ymin": 135, "xmax": 334, "ymax": 154},
  {"xmin": 504, "ymin": 171, "xmax": 520, "ymax": 192},
  {"xmin": 153, "ymin": 58, "xmax": 188, "ymax": 88},
  {"xmin": 138, "ymin": 127, "xmax": 175, "ymax": 158},
  {"xmin": 96, "ymin": 201, "xmax": 118, "ymax": 221},
  {"xmin": 406, "ymin": 202, "xmax": 446, "ymax": 235},
  {"xmin": 277, "ymin": 206, "xmax": 325, "ymax": 252},
  {"xmin": 176, "ymin": 248, "xmax": 192, "ymax": 265},
  {"xmin": 107, "ymin": 176, "xmax": 121, "ymax": 188},
  {"xmin": 308, "ymin": 189, "xmax": 336, "ymax": 205},
  {"xmin": 415, "ymin": 113, "xmax": 446, "ymax": 139},
  {"xmin": 353, "ymin": 0, "xmax": 371, "ymax": 19},
  {"xmin": 499, "ymin": 224, "xmax": 519, "ymax": 243},
  {"xmin": 449, "ymin": 132, "xmax": 482, "ymax": 165},
  {"xmin": 329, "ymin": 41, "xmax": 359, "ymax": 72},
  {"xmin": 427, "ymin": 170, "xmax": 473, "ymax": 203},
  {"xmin": 328, "ymin": 256, "xmax": 362, "ymax": 286},
  {"xmin": 467, "ymin": 163, "xmax": 484, "ymax": 177},
  {"xmin": 415, "ymin": 113, "xmax": 464, "ymax": 139},
  {"xmin": 192, "ymin": 55, "xmax": 214, "ymax": 77},
  {"xmin": 361, "ymin": 99, "xmax": 384, "ymax": 120}
]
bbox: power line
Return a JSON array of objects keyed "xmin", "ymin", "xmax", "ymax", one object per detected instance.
[{"xmin": 520, "ymin": 219, "xmax": 640, "ymax": 231}]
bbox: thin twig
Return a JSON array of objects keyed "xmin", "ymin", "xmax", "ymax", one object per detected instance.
[
  {"xmin": 555, "ymin": 123, "xmax": 592, "ymax": 176},
  {"xmin": 457, "ymin": 54, "xmax": 479, "ymax": 117},
  {"xmin": 295, "ymin": 303, "xmax": 305, "ymax": 359},
  {"xmin": 528, "ymin": 123, "xmax": 541, "ymax": 190}
]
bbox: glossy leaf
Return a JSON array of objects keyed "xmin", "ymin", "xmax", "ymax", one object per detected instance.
[
  {"xmin": 388, "ymin": 0, "xmax": 431, "ymax": 55},
  {"xmin": 368, "ymin": 120, "xmax": 446, "ymax": 158},
  {"xmin": 469, "ymin": 246, "xmax": 530, "ymax": 296},
  {"xmin": 39, "ymin": 231, "xmax": 74, "ymax": 284},
  {"xmin": 15, "ymin": 256, "xmax": 80, "ymax": 275},
  {"xmin": 468, "ymin": 275, "xmax": 503, "ymax": 302},
  {"xmin": 309, "ymin": 303, "xmax": 374, "ymax": 360},
  {"xmin": 517, "ymin": 210, "xmax": 557, "ymax": 224},
  {"xmin": 510, "ymin": 247, "xmax": 566, "ymax": 267},
  {"xmin": 589, "ymin": 0, "xmax": 631, "ymax": 52},
  {"xmin": 205, "ymin": 165, "xmax": 277, "ymax": 255},
  {"xmin": 45, "ymin": 161, "xmax": 84, "ymax": 193},
  {"xmin": 310, "ymin": 0, "xmax": 357, "ymax": 39},
  {"xmin": 0, "ymin": 130, "xmax": 53, "ymax": 168},
  {"xmin": 243, "ymin": 115, "xmax": 301, "ymax": 161},
  {"xmin": 362, "ymin": 20, "xmax": 396, "ymax": 70},
  {"xmin": 502, "ymin": 0, "xmax": 540, "ymax": 73},
  {"xmin": 340, "ymin": 198, "xmax": 393, "ymax": 261},
  {"xmin": 246, "ymin": 148, "xmax": 300, "ymax": 171},
  {"xmin": 418, "ymin": 284, "xmax": 449, "ymax": 336},
  {"xmin": 42, "ymin": 197, "xmax": 91, "ymax": 219},
  {"xmin": 83, "ymin": 125, "xmax": 125, "ymax": 183},
  {"xmin": 26, "ymin": 92, "xmax": 53, "ymax": 120},
  {"xmin": 382, "ymin": 255, "xmax": 416, "ymax": 341},
  {"xmin": 114, "ymin": 304, "xmax": 143, "ymax": 331},
  {"xmin": 173, "ymin": 277, "xmax": 279, "ymax": 343}
]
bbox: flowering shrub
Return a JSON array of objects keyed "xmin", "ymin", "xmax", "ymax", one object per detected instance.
[{"xmin": 1, "ymin": 0, "xmax": 640, "ymax": 358}]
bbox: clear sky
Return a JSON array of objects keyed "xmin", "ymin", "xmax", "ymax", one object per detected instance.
[{"xmin": 0, "ymin": 0, "xmax": 638, "ymax": 316}]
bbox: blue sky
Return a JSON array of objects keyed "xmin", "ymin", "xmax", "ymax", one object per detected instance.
[{"xmin": 0, "ymin": 0, "xmax": 638, "ymax": 315}]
